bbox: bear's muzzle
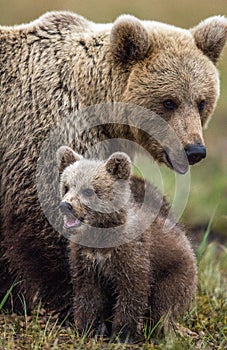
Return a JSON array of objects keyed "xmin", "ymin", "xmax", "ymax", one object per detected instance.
[{"xmin": 184, "ymin": 144, "xmax": 206, "ymax": 165}]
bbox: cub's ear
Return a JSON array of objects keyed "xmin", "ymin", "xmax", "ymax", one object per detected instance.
[
  {"xmin": 56, "ymin": 146, "xmax": 82, "ymax": 173},
  {"xmin": 191, "ymin": 16, "xmax": 227, "ymax": 64},
  {"xmin": 105, "ymin": 152, "xmax": 132, "ymax": 180},
  {"xmin": 110, "ymin": 15, "xmax": 150, "ymax": 64}
]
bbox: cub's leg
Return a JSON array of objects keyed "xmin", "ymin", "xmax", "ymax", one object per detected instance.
[
  {"xmin": 69, "ymin": 244, "xmax": 104, "ymax": 335},
  {"xmin": 148, "ymin": 233, "xmax": 197, "ymax": 335}
]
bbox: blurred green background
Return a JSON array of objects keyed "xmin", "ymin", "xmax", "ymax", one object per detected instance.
[{"xmin": 0, "ymin": 0, "xmax": 226, "ymax": 234}]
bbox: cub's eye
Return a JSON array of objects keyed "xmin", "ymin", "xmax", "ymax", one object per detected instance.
[
  {"xmin": 63, "ymin": 185, "xmax": 69, "ymax": 195},
  {"xmin": 198, "ymin": 100, "xmax": 206, "ymax": 112},
  {"xmin": 82, "ymin": 188, "xmax": 94, "ymax": 197},
  {"xmin": 163, "ymin": 99, "xmax": 178, "ymax": 111}
]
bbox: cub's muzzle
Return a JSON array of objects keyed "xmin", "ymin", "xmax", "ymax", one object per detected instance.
[{"xmin": 59, "ymin": 201, "xmax": 73, "ymax": 214}]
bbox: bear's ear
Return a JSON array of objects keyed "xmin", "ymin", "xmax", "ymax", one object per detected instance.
[
  {"xmin": 56, "ymin": 146, "xmax": 82, "ymax": 173},
  {"xmin": 110, "ymin": 15, "xmax": 150, "ymax": 64},
  {"xmin": 191, "ymin": 16, "xmax": 227, "ymax": 64},
  {"xmin": 105, "ymin": 152, "xmax": 132, "ymax": 180}
]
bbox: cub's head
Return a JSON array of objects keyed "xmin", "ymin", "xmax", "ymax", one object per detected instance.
[
  {"xmin": 110, "ymin": 15, "xmax": 227, "ymax": 172},
  {"xmin": 56, "ymin": 146, "xmax": 132, "ymax": 230}
]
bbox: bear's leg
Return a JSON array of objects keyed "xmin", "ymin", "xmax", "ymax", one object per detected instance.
[
  {"xmin": 1, "ymin": 208, "xmax": 73, "ymax": 319},
  {"xmin": 0, "ymin": 246, "xmax": 16, "ymax": 313}
]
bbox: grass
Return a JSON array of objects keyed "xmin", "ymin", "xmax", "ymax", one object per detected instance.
[
  {"xmin": 0, "ymin": 240, "xmax": 226, "ymax": 350},
  {"xmin": 0, "ymin": 281, "xmax": 20, "ymax": 312}
]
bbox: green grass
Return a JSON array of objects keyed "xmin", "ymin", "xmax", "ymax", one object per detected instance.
[
  {"xmin": 0, "ymin": 241, "xmax": 226, "ymax": 350},
  {"xmin": 0, "ymin": 281, "xmax": 20, "ymax": 312}
]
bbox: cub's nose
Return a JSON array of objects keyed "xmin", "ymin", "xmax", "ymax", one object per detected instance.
[
  {"xmin": 59, "ymin": 201, "xmax": 73, "ymax": 214},
  {"xmin": 184, "ymin": 144, "xmax": 206, "ymax": 165}
]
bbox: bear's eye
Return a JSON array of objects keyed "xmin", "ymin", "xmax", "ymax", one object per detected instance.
[
  {"xmin": 198, "ymin": 100, "xmax": 206, "ymax": 112},
  {"xmin": 163, "ymin": 99, "xmax": 178, "ymax": 111},
  {"xmin": 82, "ymin": 188, "xmax": 94, "ymax": 197}
]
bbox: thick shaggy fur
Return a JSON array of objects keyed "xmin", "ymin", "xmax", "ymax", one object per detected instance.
[
  {"xmin": 0, "ymin": 12, "xmax": 226, "ymax": 316},
  {"xmin": 58, "ymin": 147, "xmax": 197, "ymax": 342}
]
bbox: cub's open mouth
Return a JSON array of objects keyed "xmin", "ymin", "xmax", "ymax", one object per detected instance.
[{"xmin": 64, "ymin": 215, "xmax": 84, "ymax": 229}]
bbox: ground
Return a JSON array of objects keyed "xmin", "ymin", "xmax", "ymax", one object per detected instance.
[{"xmin": 0, "ymin": 241, "xmax": 226, "ymax": 350}]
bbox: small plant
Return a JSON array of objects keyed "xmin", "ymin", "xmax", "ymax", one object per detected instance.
[
  {"xmin": 197, "ymin": 208, "xmax": 217, "ymax": 263},
  {"xmin": 0, "ymin": 280, "xmax": 20, "ymax": 312}
]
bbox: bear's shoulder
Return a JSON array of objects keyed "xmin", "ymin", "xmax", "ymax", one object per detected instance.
[{"xmin": 0, "ymin": 11, "xmax": 92, "ymax": 36}]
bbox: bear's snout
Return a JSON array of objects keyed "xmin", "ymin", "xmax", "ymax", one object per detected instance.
[
  {"xmin": 59, "ymin": 201, "xmax": 73, "ymax": 214},
  {"xmin": 184, "ymin": 144, "xmax": 206, "ymax": 165}
]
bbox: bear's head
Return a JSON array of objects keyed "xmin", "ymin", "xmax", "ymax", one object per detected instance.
[
  {"xmin": 57, "ymin": 146, "xmax": 132, "ymax": 230},
  {"xmin": 110, "ymin": 15, "xmax": 227, "ymax": 172}
]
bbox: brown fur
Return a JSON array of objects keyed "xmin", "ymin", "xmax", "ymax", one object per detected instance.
[
  {"xmin": 58, "ymin": 147, "xmax": 197, "ymax": 342},
  {"xmin": 0, "ymin": 12, "xmax": 226, "ymax": 316}
]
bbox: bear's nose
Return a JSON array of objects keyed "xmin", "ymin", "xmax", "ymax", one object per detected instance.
[
  {"xmin": 184, "ymin": 144, "xmax": 206, "ymax": 165},
  {"xmin": 59, "ymin": 201, "xmax": 73, "ymax": 214}
]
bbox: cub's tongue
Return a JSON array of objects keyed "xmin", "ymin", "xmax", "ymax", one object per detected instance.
[{"xmin": 64, "ymin": 216, "xmax": 82, "ymax": 228}]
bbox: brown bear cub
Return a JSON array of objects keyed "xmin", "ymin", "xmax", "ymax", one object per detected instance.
[{"xmin": 57, "ymin": 146, "xmax": 197, "ymax": 343}]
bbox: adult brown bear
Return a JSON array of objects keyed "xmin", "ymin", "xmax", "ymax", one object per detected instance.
[{"xmin": 0, "ymin": 12, "xmax": 226, "ymax": 318}]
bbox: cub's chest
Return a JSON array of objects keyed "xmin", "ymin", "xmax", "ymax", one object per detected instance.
[{"xmin": 82, "ymin": 250, "xmax": 113, "ymax": 273}]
